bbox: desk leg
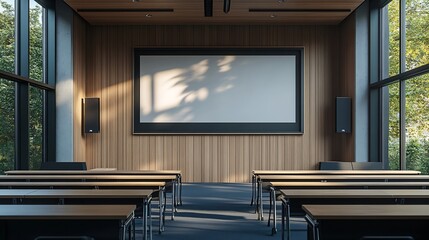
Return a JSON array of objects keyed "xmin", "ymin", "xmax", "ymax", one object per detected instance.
[
  {"xmin": 178, "ymin": 174, "xmax": 183, "ymax": 206},
  {"xmin": 143, "ymin": 200, "xmax": 148, "ymax": 240},
  {"xmin": 304, "ymin": 214, "xmax": 319, "ymax": 240},
  {"xmin": 172, "ymin": 180, "xmax": 176, "ymax": 220},
  {"xmin": 281, "ymin": 199, "xmax": 285, "ymax": 240},
  {"xmin": 271, "ymin": 187, "xmax": 277, "ymax": 235},
  {"xmin": 121, "ymin": 211, "xmax": 134, "ymax": 240},
  {"xmin": 250, "ymin": 175, "xmax": 255, "ymax": 206},
  {"xmin": 255, "ymin": 178, "xmax": 258, "ymax": 214},
  {"xmin": 259, "ymin": 179, "xmax": 264, "ymax": 221},
  {"xmin": 159, "ymin": 187, "xmax": 164, "ymax": 234},
  {"xmin": 132, "ymin": 217, "xmax": 136, "ymax": 240},
  {"xmin": 286, "ymin": 199, "xmax": 290, "ymax": 240},
  {"xmin": 149, "ymin": 201, "xmax": 153, "ymax": 240}
]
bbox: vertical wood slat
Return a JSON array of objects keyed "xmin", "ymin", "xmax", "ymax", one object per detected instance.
[
  {"xmin": 72, "ymin": 15, "xmax": 86, "ymax": 165},
  {"xmin": 73, "ymin": 21, "xmax": 355, "ymax": 182}
]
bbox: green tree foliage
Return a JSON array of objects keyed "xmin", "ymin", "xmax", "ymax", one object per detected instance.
[
  {"xmin": 0, "ymin": 0, "xmax": 43, "ymax": 172},
  {"xmin": 28, "ymin": 3, "xmax": 43, "ymax": 170},
  {"xmin": 0, "ymin": 1, "xmax": 16, "ymax": 173},
  {"xmin": 388, "ymin": 0, "xmax": 429, "ymax": 173}
]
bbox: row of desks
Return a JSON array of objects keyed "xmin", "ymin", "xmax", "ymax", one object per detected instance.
[
  {"xmin": 303, "ymin": 204, "xmax": 429, "ymax": 240},
  {"xmin": 0, "ymin": 204, "xmax": 136, "ymax": 240},
  {"xmin": 250, "ymin": 170, "xmax": 429, "ymax": 240},
  {"xmin": 251, "ymin": 170, "xmax": 420, "ymax": 211},
  {"xmin": 264, "ymin": 181, "xmax": 429, "ymax": 240},
  {"xmin": 278, "ymin": 189, "xmax": 429, "ymax": 240},
  {"xmin": 274, "ymin": 187, "xmax": 429, "ymax": 239},
  {"xmin": 5, "ymin": 170, "xmax": 183, "ymax": 206},
  {"xmin": 0, "ymin": 170, "xmax": 183, "ymax": 240},
  {"xmin": 254, "ymin": 173, "xmax": 429, "ymax": 220},
  {"xmin": 0, "ymin": 189, "xmax": 154, "ymax": 240}
]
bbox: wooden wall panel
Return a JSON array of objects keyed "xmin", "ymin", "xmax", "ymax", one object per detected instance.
[
  {"xmin": 73, "ymin": 23, "xmax": 355, "ymax": 182},
  {"xmin": 72, "ymin": 14, "xmax": 87, "ymax": 163},
  {"xmin": 333, "ymin": 13, "xmax": 356, "ymax": 162}
]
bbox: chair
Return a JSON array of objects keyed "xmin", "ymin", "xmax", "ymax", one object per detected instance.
[
  {"xmin": 352, "ymin": 162, "xmax": 383, "ymax": 170},
  {"xmin": 318, "ymin": 161, "xmax": 353, "ymax": 170},
  {"xmin": 40, "ymin": 162, "xmax": 87, "ymax": 170}
]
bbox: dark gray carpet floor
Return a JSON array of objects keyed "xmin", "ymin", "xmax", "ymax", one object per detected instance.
[{"xmin": 137, "ymin": 183, "xmax": 306, "ymax": 240}]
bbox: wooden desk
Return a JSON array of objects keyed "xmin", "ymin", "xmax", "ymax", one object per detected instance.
[
  {"xmin": 0, "ymin": 175, "xmax": 177, "ymax": 215},
  {"xmin": 255, "ymin": 174, "xmax": 429, "ymax": 220},
  {"xmin": 279, "ymin": 189, "xmax": 429, "ymax": 240},
  {"xmin": 251, "ymin": 170, "xmax": 420, "ymax": 200},
  {"xmin": 0, "ymin": 204, "xmax": 135, "ymax": 240},
  {"xmin": 0, "ymin": 181, "xmax": 170, "ymax": 230},
  {"xmin": 253, "ymin": 170, "xmax": 420, "ymax": 175},
  {"xmin": 0, "ymin": 189, "xmax": 154, "ymax": 240},
  {"xmin": 23, "ymin": 189, "xmax": 154, "ymax": 240},
  {"xmin": 0, "ymin": 181, "xmax": 166, "ymax": 189},
  {"xmin": 251, "ymin": 170, "xmax": 421, "ymax": 214},
  {"xmin": 270, "ymin": 181, "xmax": 429, "ymax": 189},
  {"xmin": 6, "ymin": 170, "xmax": 183, "ymax": 206},
  {"xmin": 303, "ymin": 204, "xmax": 429, "ymax": 240},
  {"xmin": 267, "ymin": 181, "xmax": 429, "ymax": 233}
]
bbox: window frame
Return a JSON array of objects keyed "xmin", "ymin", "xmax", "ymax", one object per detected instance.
[
  {"xmin": 0, "ymin": 0, "xmax": 55, "ymax": 171},
  {"xmin": 371, "ymin": 0, "xmax": 429, "ymax": 170}
]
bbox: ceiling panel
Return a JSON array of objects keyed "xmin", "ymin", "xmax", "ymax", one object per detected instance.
[{"xmin": 64, "ymin": 0, "xmax": 364, "ymax": 25}]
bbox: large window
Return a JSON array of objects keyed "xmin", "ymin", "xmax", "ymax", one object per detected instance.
[
  {"xmin": 0, "ymin": 0, "xmax": 55, "ymax": 172},
  {"xmin": 0, "ymin": 78, "xmax": 15, "ymax": 173},
  {"xmin": 405, "ymin": 73, "xmax": 429, "ymax": 173},
  {"xmin": 378, "ymin": 0, "xmax": 429, "ymax": 173},
  {"xmin": 0, "ymin": 0, "xmax": 15, "ymax": 73}
]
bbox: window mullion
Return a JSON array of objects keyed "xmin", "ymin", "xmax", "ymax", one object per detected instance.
[
  {"xmin": 398, "ymin": 0, "xmax": 406, "ymax": 170},
  {"xmin": 15, "ymin": 0, "xmax": 30, "ymax": 170}
]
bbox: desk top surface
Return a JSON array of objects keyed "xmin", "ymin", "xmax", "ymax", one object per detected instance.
[
  {"xmin": 0, "ymin": 175, "xmax": 176, "ymax": 180},
  {"xmin": 253, "ymin": 170, "xmax": 420, "ymax": 175},
  {"xmin": 6, "ymin": 170, "xmax": 181, "ymax": 175},
  {"xmin": 25, "ymin": 189, "xmax": 154, "ymax": 198},
  {"xmin": 303, "ymin": 204, "xmax": 429, "ymax": 220},
  {"xmin": 0, "ymin": 189, "xmax": 153, "ymax": 198},
  {"xmin": 260, "ymin": 174, "xmax": 429, "ymax": 181},
  {"xmin": 0, "ymin": 189, "xmax": 38, "ymax": 197},
  {"xmin": 0, "ymin": 204, "xmax": 135, "ymax": 220},
  {"xmin": 280, "ymin": 189, "xmax": 429, "ymax": 198},
  {"xmin": 0, "ymin": 181, "xmax": 166, "ymax": 187},
  {"xmin": 271, "ymin": 181, "xmax": 429, "ymax": 187}
]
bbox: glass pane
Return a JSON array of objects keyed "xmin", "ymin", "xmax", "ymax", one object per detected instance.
[
  {"xmin": 0, "ymin": 78, "xmax": 15, "ymax": 173},
  {"xmin": 381, "ymin": 0, "xmax": 400, "ymax": 78},
  {"xmin": 405, "ymin": 0, "xmax": 429, "ymax": 71},
  {"xmin": 388, "ymin": 83, "xmax": 400, "ymax": 170},
  {"xmin": 0, "ymin": 0, "xmax": 15, "ymax": 73},
  {"xmin": 405, "ymin": 72, "xmax": 429, "ymax": 174},
  {"xmin": 29, "ymin": 87, "xmax": 43, "ymax": 170},
  {"xmin": 29, "ymin": 0, "xmax": 44, "ymax": 82}
]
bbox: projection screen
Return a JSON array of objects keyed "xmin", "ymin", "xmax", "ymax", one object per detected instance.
[{"xmin": 133, "ymin": 48, "xmax": 303, "ymax": 134}]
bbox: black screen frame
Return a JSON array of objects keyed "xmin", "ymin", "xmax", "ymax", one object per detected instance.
[{"xmin": 133, "ymin": 48, "xmax": 304, "ymax": 134}]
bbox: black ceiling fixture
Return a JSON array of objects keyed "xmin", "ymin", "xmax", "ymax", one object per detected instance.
[
  {"xmin": 224, "ymin": 0, "xmax": 231, "ymax": 13},
  {"xmin": 204, "ymin": 0, "xmax": 213, "ymax": 17}
]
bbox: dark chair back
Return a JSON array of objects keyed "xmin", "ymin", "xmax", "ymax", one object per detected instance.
[
  {"xmin": 352, "ymin": 162, "xmax": 383, "ymax": 170},
  {"xmin": 40, "ymin": 162, "xmax": 87, "ymax": 171},
  {"xmin": 318, "ymin": 161, "xmax": 353, "ymax": 170}
]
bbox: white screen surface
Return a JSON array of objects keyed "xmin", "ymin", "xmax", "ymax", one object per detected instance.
[{"xmin": 139, "ymin": 55, "xmax": 296, "ymax": 123}]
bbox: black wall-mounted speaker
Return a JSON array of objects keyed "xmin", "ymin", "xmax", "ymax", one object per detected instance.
[
  {"xmin": 335, "ymin": 97, "xmax": 351, "ymax": 133},
  {"xmin": 83, "ymin": 98, "xmax": 100, "ymax": 133}
]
